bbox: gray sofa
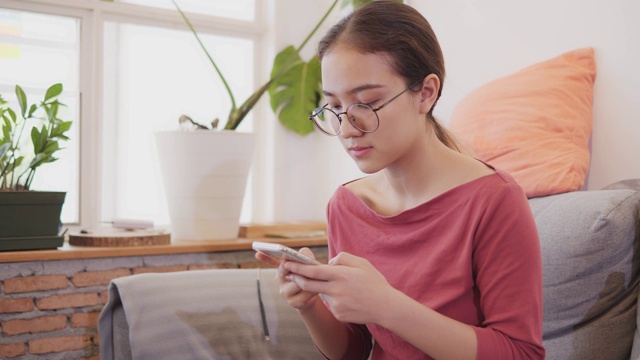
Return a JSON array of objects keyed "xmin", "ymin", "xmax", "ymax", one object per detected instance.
[{"xmin": 98, "ymin": 180, "xmax": 640, "ymax": 360}]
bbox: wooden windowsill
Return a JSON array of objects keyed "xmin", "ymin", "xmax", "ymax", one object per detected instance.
[
  {"xmin": 0, "ymin": 222, "xmax": 328, "ymax": 263},
  {"xmin": 0, "ymin": 237, "xmax": 328, "ymax": 263}
]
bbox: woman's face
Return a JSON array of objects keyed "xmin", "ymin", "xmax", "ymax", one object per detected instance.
[{"xmin": 320, "ymin": 44, "xmax": 428, "ymax": 174}]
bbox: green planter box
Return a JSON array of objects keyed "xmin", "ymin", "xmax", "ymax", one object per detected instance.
[{"xmin": 0, "ymin": 191, "xmax": 66, "ymax": 251}]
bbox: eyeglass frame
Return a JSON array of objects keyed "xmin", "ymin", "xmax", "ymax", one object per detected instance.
[{"xmin": 309, "ymin": 79, "xmax": 423, "ymax": 136}]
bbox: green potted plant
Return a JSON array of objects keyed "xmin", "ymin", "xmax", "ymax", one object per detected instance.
[
  {"xmin": 155, "ymin": 0, "xmax": 384, "ymax": 241},
  {"xmin": 0, "ymin": 83, "xmax": 72, "ymax": 251}
]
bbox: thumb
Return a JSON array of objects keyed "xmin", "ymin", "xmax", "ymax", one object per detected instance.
[{"xmin": 328, "ymin": 251, "xmax": 360, "ymax": 266}]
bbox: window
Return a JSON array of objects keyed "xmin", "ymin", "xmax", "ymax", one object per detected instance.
[
  {"xmin": 1, "ymin": 0, "xmax": 261, "ymax": 229},
  {"xmin": 0, "ymin": 8, "xmax": 80, "ymax": 223}
]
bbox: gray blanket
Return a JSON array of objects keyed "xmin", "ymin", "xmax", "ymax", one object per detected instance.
[{"xmin": 98, "ymin": 268, "xmax": 322, "ymax": 360}]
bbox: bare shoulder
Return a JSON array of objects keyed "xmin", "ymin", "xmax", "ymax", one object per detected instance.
[
  {"xmin": 344, "ymin": 176, "xmax": 382, "ymax": 209},
  {"xmin": 462, "ymin": 156, "xmax": 495, "ymax": 180},
  {"xmin": 344, "ymin": 176, "xmax": 374, "ymax": 196},
  {"xmin": 423, "ymin": 153, "xmax": 496, "ymax": 202}
]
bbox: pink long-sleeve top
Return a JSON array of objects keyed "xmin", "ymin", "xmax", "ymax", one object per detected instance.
[{"xmin": 325, "ymin": 170, "xmax": 545, "ymax": 360}]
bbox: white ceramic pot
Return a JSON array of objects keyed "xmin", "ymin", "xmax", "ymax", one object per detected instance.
[{"xmin": 155, "ymin": 130, "xmax": 255, "ymax": 241}]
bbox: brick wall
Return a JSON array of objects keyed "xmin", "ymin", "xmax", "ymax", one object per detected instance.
[{"xmin": 0, "ymin": 247, "xmax": 328, "ymax": 359}]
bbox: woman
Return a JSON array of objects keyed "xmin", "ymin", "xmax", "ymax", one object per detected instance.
[{"xmin": 256, "ymin": 1, "xmax": 545, "ymax": 359}]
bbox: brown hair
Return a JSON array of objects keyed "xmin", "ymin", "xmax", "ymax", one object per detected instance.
[{"xmin": 318, "ymin": 1, "xmax": 460, "ymax": 151}]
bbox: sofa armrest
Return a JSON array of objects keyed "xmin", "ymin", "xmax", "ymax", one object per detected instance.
[
  {"xmin": 529, "ymin": 185, "xmax": 640, "ymax": 360},
  {"xmin": 98, "ymin": 268, "xmax": 323, "ymax": 360}
]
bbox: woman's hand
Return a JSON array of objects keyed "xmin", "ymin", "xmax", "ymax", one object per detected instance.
[
  {"xmin": 255, "ymin": 247, "xmax": 321, "ymax": 310},
  {"xmin": 284, "ymin": 252, "xmax": 396, "ymax": 325}
]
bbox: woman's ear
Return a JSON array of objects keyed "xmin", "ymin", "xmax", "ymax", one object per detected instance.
[{"xmin": 419, "ymin": 74, "xmax": 440, "ymax": 114}]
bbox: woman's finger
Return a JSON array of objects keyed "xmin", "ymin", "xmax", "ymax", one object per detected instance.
[
  {"xmin": 255, "ymin": 251, "xmax": 281, "ymax": 267},
  {"xmin": 287, "ymin": 273, "xmax": 331, "ymax": 294}
]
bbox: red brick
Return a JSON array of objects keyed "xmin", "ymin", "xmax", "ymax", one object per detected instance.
[
  {"xmin": 72, "ymin": 268, "xmax": 131, "ymax": 287},
  {"xmin": 0, "ymin": 297, "xmax": 34, "ymax": 313},
  {"xmin": 132, "ymin": 265, "xmax": 188, "ymax": 274},
  {"xmin": 70, "ymin": 311, "xmax": 100, "ymax": 328},
  {"xmin": 36, "ymin": 293, "xmax": 99, "ymax": 310},
  {"xmin": 4, "ymin": 275, "xmax": 68, "ymax": 294},
  {"xmin": 2, "ymin": 314, "xmax": 67, "ymax": 336},
  {"xmin": 100, "ymin": 290, "xmax": 110, "ymax": 305},
  {"xmin": 0, "ymin": 343, "xmax": 25, "ymax": 358},
  {"xmin": 188, "ymin": 263, "xmax": 236, "ymax": 270},
  {"xmin": 28, "ymin": 335, "xmax": 91, "ymax": 354}
]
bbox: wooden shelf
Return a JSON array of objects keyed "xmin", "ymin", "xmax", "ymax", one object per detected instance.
[
  {"xmin": 0, "ymin": 236, "xmax": 327, "ymax": 263},
  {"xmin": 0, "ymin": 221, "xmax": 328, "ymax": 263}
]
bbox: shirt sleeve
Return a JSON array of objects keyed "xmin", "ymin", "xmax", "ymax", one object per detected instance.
[{"xmin": 472, "ymin": 182, "xmax": 546, "ymax": 359}]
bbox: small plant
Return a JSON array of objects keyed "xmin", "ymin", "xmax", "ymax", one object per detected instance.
[
  {"xmin": 172, "ymin": 0, "xmax": 390, "ymax": 135},
  {"xmin": 0, "ymin": 83, "xmax": 72, "ymax": 191}
]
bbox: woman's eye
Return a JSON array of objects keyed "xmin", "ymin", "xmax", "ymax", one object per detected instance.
[{"xmin": 357, "ymin": 99, "xmax": 378, "ymax": 107}]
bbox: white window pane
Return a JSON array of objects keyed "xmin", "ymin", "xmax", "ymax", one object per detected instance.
[
  {"xmin": 0, "ymin": 8, "xmax": 80, "ymax": 224},
  {"xmin": 102, "ymin": 21, "xmax": 255, "ymax": 226},
  {"xmin": 117, "ymin": 0, "xmax": 255, "ymax": 21}
]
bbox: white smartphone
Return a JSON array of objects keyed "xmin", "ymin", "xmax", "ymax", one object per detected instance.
[{"xmin": 252, "ymin": 241, "xmax": 321, "ymax": 265}]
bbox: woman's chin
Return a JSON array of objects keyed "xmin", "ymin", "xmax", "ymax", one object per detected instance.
[{"xmin": 353, "ymin": 159, "xmax": 382, "ymax": 174}]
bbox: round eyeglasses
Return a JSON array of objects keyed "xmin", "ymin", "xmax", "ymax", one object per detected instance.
[{"xmin": 309, "ymin": 80, "xmax": 421, "ymax": 136}]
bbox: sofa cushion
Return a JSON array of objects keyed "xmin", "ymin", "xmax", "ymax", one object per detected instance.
[
  {"xmin": 449, "ymin": 48, "xmax": 596, "ymax": 198},
  {"xmin": 529, "ymin": 189, "xmax": 640, "ymax": 360}
]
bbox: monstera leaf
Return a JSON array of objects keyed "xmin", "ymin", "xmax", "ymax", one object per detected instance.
[{"xmin": 268, "ymin": 46, "xmax": 322, "ymax": 135}]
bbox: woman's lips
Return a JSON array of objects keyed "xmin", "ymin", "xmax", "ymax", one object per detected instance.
[{"xmin": 348, "ymin": 145, "xmax": 372, "ymax": 158}]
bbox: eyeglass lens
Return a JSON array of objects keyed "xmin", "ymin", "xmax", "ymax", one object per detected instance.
[{"xmin": 313, "ymin": 104, "xmax": 379, "ymax": 136}]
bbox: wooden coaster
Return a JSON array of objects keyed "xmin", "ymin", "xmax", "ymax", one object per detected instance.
[{"xmin": 69, "ymin": 229, "xmax": 170, "ymax": 247}]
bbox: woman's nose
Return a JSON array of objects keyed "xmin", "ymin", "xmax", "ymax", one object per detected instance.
[{"xmin": 338, "ymin": 114, "xmax": 362, "ymax": 138}]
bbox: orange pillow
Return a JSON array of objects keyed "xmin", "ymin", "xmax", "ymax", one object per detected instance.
[{"xmin": 449, "ymin": 48, "xmax": 596, "ymax": 198}]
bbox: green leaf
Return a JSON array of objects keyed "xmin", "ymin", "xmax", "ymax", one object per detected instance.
[
  {"xmin": 29, "ymin": 153, "xmax": 51, "ymax": 169},
  {"xmin": 2, "ymin": 117, "xmax": 11, "ymax": 139},
  {"xmin": 0, "ymin": 142, "xmax": 9, "ymax": 159},
  {"xmin": 6, "ymin": 108, "xmax": 16, "ymax": 123},
  {"xmin": 269, "ymin": 53, "xmax": 322, "ymax": 135},
  {"xmin": 31, "ymin": 126, "xmax": 41, "ymax": 153},
  {"xmin": 39, "ymin": 125, "xmax": 49, "ymax": 150},
  {"xmin": 43, "ymin": 141, "xmax": 59, "ymax": 154},
  {"xmin": 50, "ymin": 101, "xmax": 60, "ymax": 117},
  {"xmin": 269, "ymin": 46, "xmax": 304, "ymax": 81},
  {"xmin": 31, "ymin": 125, "xmax": 50, "ymax": 155},
  {"xmin": 13, "ymin": 156, "xmax": 23, "ymax": 168},
  {"xmin": 44, "ymin": 83, "xmax": 63, "ymax": 102},
  {"xmin": 28, "ymin": 104, "xmax": 37, "ymax": 118},
  {"xmin": 15, "ymin": 85, "xmax": 27, "ymax": 119},
  {"xmin": 51, "ymin": 121, "xmax": 72, "ymax": 138}
]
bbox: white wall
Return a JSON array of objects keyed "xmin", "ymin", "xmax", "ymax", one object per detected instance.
[
  {"xmin": 266, "ymin": 0, "xmax": 362, "ymax": 223},
  {"xmin": 266, "ymin": 0, "xmax": 640, "ymax": 223}
]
